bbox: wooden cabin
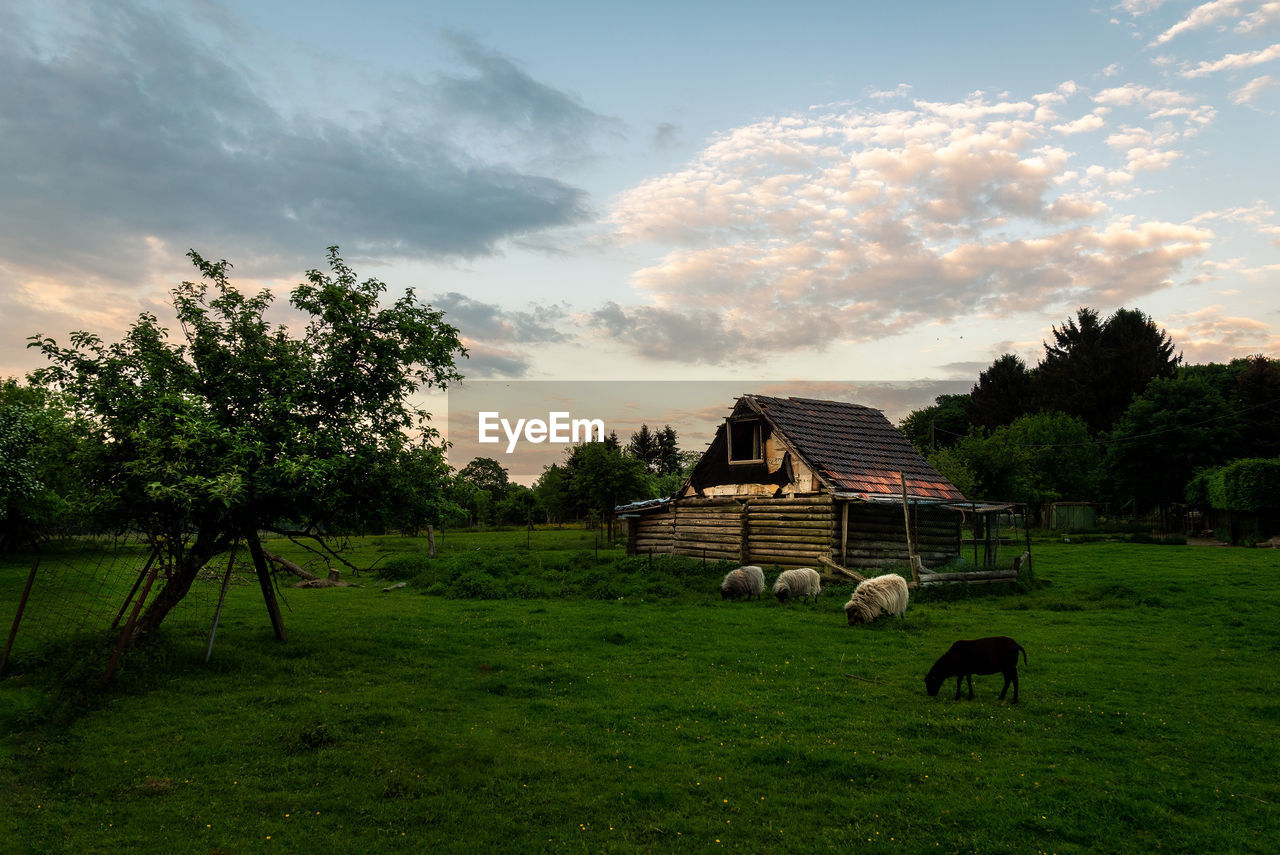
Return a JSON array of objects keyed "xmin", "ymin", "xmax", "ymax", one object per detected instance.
[{"xmin": 617, "ymin": 395, "xmax": 969, "ymax": 578}]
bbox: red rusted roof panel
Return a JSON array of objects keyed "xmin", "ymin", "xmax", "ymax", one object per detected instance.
[{"xmin": 746, "ymin": 395, "xmax": 968, "ymax": 502}]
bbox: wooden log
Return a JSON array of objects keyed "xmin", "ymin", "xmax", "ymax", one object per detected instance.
[
  {"xmin": 674, "ymin": 538, "xmax": 742, "ymax": 550},
  {"xmin": 747, "ymin": 548, "xmax": 829, "ymax": 560},
  {"xmin": 843, "ymin": 522, "xmax": 959, "ymax": 537},
  {"xmin": 673, "ymin": 548, "xmax": 739, "ymax": 561},
  {"xmin": 917, "ymin": 570, "xmax": 1019, "ymax": 584},
  {"xmin": 737, "ymin": 495, "xmax": 832, "ymax": 505},
  {"xmin": 818, "ymin": 555, "xmax": 865, "ymax": 583},
  {"xmin": 746, "ymin": 517, "xmax": 836, "ymax": 527},
  {"xmin": 745, "ymin": 534, "xmax": 831, "ymax": 545},
  {"xmin": 673, "ymin": 527, "xmax": 742, "ymax": 538}
]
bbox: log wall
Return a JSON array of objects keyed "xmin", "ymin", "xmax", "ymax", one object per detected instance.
[{"xmin": 626, "ymin": 496, "xmax": 961, "ymax": 573}]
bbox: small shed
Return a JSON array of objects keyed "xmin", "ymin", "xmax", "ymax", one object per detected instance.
[
  {"xmin": 618, "ymin": 395, "xmax": 969, "ymax": 578},
  {"xmin": 1048, "ymin": 502, "xmax": 1097, "ymax": 532}
]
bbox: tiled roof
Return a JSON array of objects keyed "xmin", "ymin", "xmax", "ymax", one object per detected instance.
[{"xmin": 742, "ymin": 395, "xmax": 968, "ymax": 502}]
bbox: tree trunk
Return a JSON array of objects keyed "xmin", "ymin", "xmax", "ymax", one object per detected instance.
[{"xmin": 130, "ymin": 531, "xmax": 227, "ymax": 643}]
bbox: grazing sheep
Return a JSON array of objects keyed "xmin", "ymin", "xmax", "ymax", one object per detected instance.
[
  {"xmin": 925, "ymin": 636, "xmax": 1027, "ymax": 703},
  {"xmin": 720, "ymin": 565, "xmax": 765, "ymax": 600},
  {"xmin": 772, "ymin": 568, "xmax": 822, "ymax": 603},
  {"xmin": 844, "ymin": 574, "xmax": 910, "ymax": 625}
]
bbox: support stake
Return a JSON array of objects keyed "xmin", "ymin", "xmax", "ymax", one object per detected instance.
[
  {"xmin": 101, "ymin": 559, "xmax": 159, "ymax": 689},
  {"xmin": 204, "ymin": 540, "xmax": 239, "ymax": 663},
  {"xmin": 246, "ymin": 529, "xmax": 287, "ymax": 642},
  {"xmin": 1, "ymin": 557, "xmax": 41, "ymax": 679}
]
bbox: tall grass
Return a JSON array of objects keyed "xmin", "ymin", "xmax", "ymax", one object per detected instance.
[{"xmin": 2, "ymin": 534, "xmax": 1278, "ymax": 853}]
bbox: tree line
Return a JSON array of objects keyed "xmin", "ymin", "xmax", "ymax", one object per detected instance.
[
  {"xmin": 445, "ymin": 424, "xmax": 695, "ymax": 532},
  {"xmin": 899, "ymin": 307, "xmax": 1280, "ymax": 522}
]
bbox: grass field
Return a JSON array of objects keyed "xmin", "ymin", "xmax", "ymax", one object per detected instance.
[{"xmin": 2, "ymin": 530, "xmax": 1279, "ymax": 853}]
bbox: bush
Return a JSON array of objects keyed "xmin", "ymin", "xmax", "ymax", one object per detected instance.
[{"xmin": 1187, "ymin": 457, "xmax": 1280, "ymax": 512}]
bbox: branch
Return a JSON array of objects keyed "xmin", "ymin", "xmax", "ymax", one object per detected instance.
[
  {"xmin": 265, "ymin": 527, "xmax": 364, "ymax": 575},
  {"xmin": 260, "ymin": 547, "xmax": 319, "ymax": 581}
]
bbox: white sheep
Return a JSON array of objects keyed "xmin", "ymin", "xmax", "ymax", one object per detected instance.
[
  {"xmin": 843, "ymin": 573, "xmax": 910, "ymax": 625},
  {"xmin": 772, "ymin": 567, "xmax": 822, "ymax": 603},
  {"xmin": 720, "ymin": 565, "xmax": 765, "ymax": 600}
]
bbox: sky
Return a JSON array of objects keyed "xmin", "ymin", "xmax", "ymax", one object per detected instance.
[{"xmin": 3, "ymin": 0, "xmax": 1279, "ymax": 475}]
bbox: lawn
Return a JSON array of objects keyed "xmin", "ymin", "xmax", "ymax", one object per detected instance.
[{"xmin": 2, "ymin": 531, "xmax": 1279, "ymax": 853}]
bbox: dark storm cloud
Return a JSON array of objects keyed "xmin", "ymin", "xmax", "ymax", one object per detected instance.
[
  {"xmin": 431, "ymin": 292, "xmax": 568, "ymax": 345},
  {"xmin": 0, "ymin": 3, "xmax": 599, "ymax": 284}
]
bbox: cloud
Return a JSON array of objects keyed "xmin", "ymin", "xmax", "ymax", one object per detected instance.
[
  {"xmin": 1164, "ymin": 306, "xmax": 1280, "ymax": 362},
  {"xmin": 597, "ymin": 89, "xmax": 1216, "ymax": 364},
  {"xmin": 420, "ymin": 31, "xmax": 624, "ymax": 172},
  {"xmin": 1120, "ymin": 0, "xmax": 1173, "ymax": 14},
  {"xmin": 430, "ymin": 292, "xmax": 570, "ymax": 379},
  {"xmin": 653, "ymin": 122, "xmax": 681, "ymax": 150},
  {"xmin": 1180, "ymin": 41, "xmax": 1280, "ymax": 77},
  {"xmin": 0, "ymin": 1, "xmax": 598, "ymax": 292},
  {"xmin": 1236, "ymin": 1, "xmax": 1280, "ymax": 33},
  {"xmin": 1230, "ymin": 73, "xmax": 1280, "ymax": 102},
  {"xmin": 432, "ymin": 292, "xmax": 568, "ymax": 345},
  {"xmin": 1150, "ymin": 0, "xmax": 1250, "ymax": 45}
]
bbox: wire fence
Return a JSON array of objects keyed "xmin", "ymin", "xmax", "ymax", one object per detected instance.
[{"xmin": 0, "ymin": 531, "xmax": 232, "ymax": 685}]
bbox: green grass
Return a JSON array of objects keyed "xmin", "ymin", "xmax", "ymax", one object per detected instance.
[{"xmin": 2, "ymin": 533, "xmax": 1279, "ymax": 853}]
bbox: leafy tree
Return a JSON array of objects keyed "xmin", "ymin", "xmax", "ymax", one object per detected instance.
[
  {"xmin": 457, "ymin": 457, "xmax": 510, "ymax": 496},
  {"xmin": 1232, "ymin": 355, "xmax": 1280, "ymax": 459},
  {"xmin": 1002, "ymin": 412, "xmax": 1101, "ymax": 513},
  {"xmin": 561, "ymin": 441, "xmax": 650, "ymax": 536},
  {"xmin": 899, "ymin": 393, "xmax": 972, "ymax": 452},
  {"xmin": 1105, "ymin": 376, "xmax": 1238, "ymax": 510},
  {"xmin": 494, "ymin": 483, "xmax": 541, "ymax": 527},
  {"xmin": 968, "ymin": 353, "xmax": 1034, "ymax": 431},
  {"xmin": 533, "ymin": 463, "xmax": 572, "ymax": 524},
  {"xmin": 932, "ymin": 413, "xmax": 1100, "ymax": 518},
  {"xmin": 0, "ymin": 380, "xmax": 86, "ymax": 550},
  {"xmin": 451, "ymin": 457, "xmax": 514, "ymax": 526},
  {"xmin": 28, "ymin": 247, "xmax": 464, "ymax": 640}
]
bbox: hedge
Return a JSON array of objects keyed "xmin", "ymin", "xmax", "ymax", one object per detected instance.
[{"xmin": 1186, "ymin": 457, "xmax": 1280, "ymax": 512}]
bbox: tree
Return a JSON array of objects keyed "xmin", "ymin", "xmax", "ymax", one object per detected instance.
[
  {"xmin": 627, "ymin": 424, "xmax": 657, "ymax": 470},
  {"xmin": 560, "ymin": 441, "xmax": 650, "ymax": 537},
  {"xmin": 494, "ymin": 483, "xmax": 541, "ymax": 526},
  {"xmin": 28, "ymin": 247, "xmax": 465, "ymax": 640},
  {"xmin": 533, "ymin": 463, "xmax": 571, "ymax": 524},
  {"xmin": 968, "ymin": 354, "xmax": 1034, "ymax": 431},
  {"xmin": 451, "ymin": 457, "xmax": 512, "ymax": 527},
  {"xmin": 0, "ymin": 379, "xmax": 86, "ymax": 551},
  {"xmin": 654, "ymin": 425, "xmax": 681, "ymax": 476},
  {"xmin": 899, "ymin": 393, "xmax": 972, "ymax": 452},
  {"xmin": 1035, "ymin": 307, "xmax": 1179, "ymax": 433},
  {"xmin": 1105, "ymin": 376, "xmax": 1239, "ymax": 510},
  {"xmin": 457, "ymin": 457, "xmax": 510, "ymax": 496},
  {"xmin": 1232, "ymin": 355, "xmax": 1280, "ymax": 459},
  {"xmin": 931, "ymin": 413, "xmax": 1100, "ymax": 518}
]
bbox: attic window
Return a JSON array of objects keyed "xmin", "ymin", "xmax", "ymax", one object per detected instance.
[{"xmin": 727, "ymin": 419, "xmax": 763, "ymax": 464}]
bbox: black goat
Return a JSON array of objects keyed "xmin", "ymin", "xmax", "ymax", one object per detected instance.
[{"xmin": 924, "ymin": 636, "xmax": 1027, "ymax": 703}]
